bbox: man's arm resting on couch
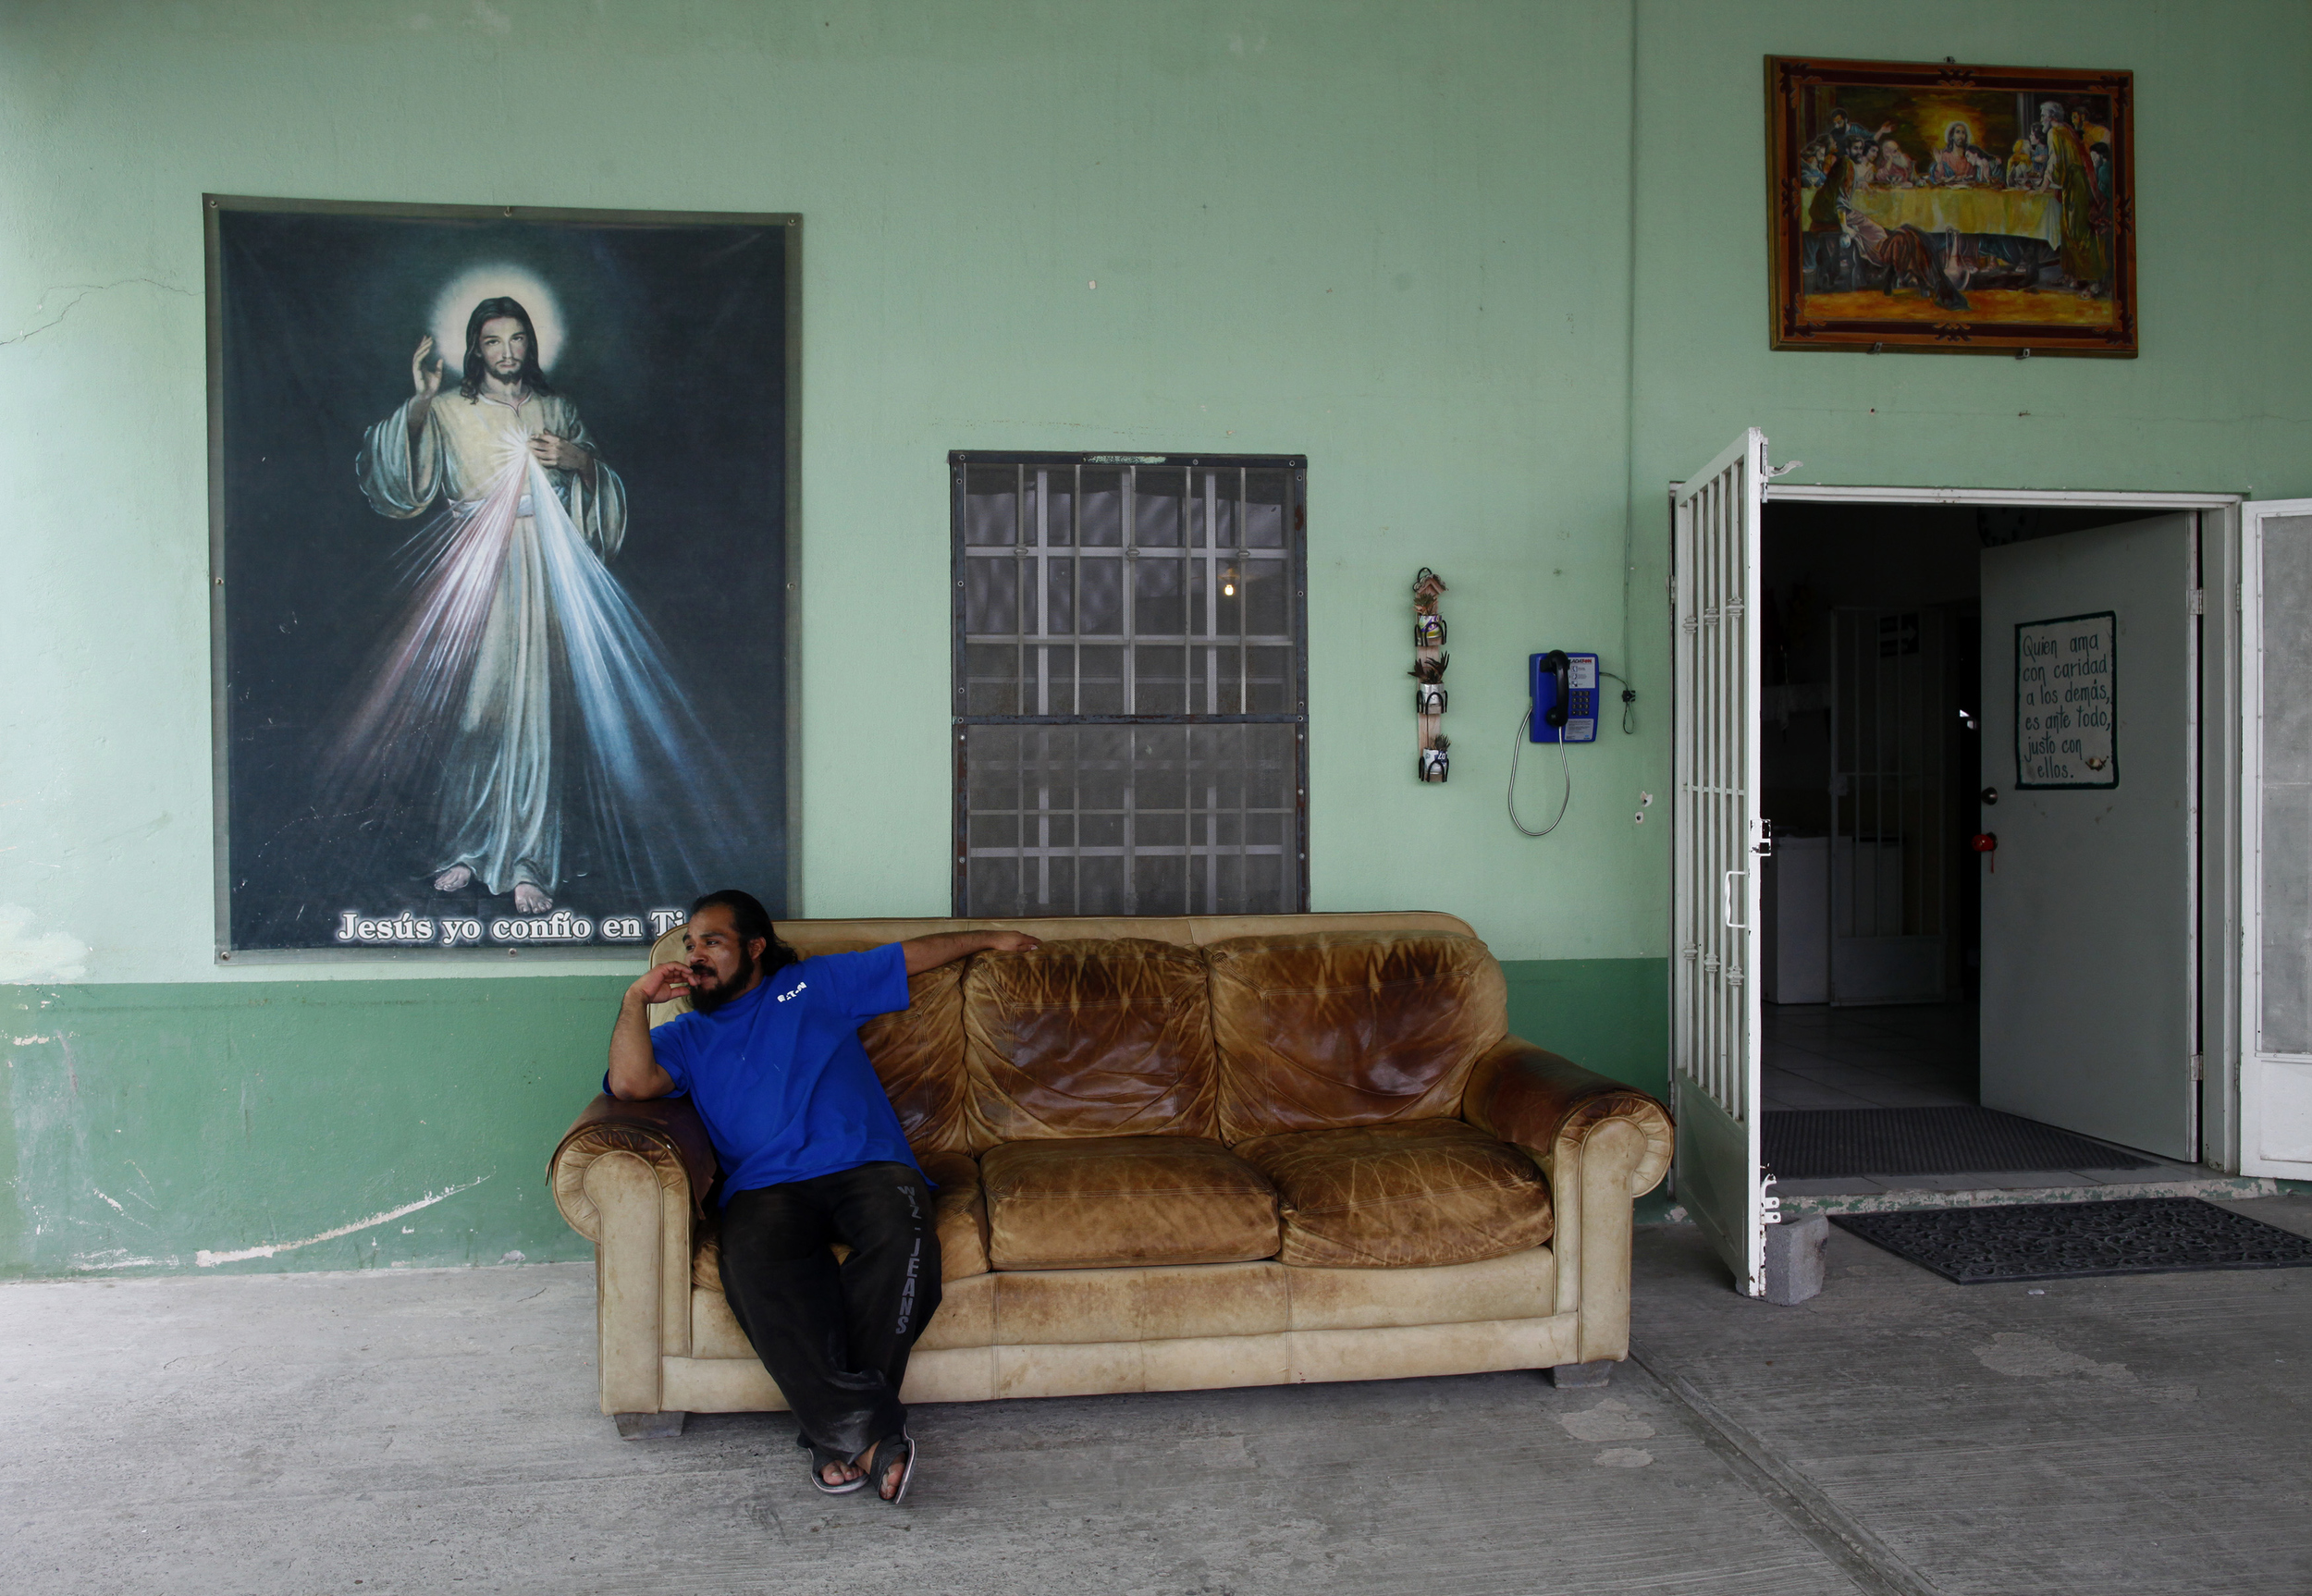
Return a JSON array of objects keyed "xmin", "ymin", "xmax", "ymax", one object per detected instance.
[
  {"xmin": 899, "ymin": 928, "xmax": 1041, "ymax": 975},
  {"xmin": 607, "ymin": 964, "xmax": 687, "ymax": 1100}
]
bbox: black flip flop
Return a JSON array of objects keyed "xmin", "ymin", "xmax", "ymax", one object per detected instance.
[
  {"xmin": 866, "ymin": 1429, "xmax": 917, "ymax": 1504},
  {"xmin": 803, "ymin": 1436, "xmax": 867, "ymax": 1496}
]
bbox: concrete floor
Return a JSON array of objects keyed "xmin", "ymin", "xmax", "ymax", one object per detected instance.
[{"xmin": 7, "ymin": 1197, "xmax": 2311, "ymax": 1595}]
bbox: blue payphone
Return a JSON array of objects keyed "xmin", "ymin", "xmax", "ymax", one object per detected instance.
[{"xmin": 1529, "ymin": 650, "xmax": 1601, "ymax": 744}]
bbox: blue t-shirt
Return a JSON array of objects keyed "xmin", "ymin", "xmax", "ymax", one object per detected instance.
[{"xmin": 642, "ymin": 944, "xmax": 919, "ymax": 1200}]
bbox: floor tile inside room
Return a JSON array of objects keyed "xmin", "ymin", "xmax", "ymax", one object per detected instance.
[
  {"xmin": 1763, "ymin": 1001, "xmax": 1982, "ymax": 1112},
  {"xmin": 1761, "ymin": 1001, "xmax": 2244, "ymax": 1206}
]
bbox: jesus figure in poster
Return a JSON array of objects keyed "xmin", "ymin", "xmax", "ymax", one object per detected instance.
[{"xmin": 352, "ymin": 295, "xmax": 629, "ymax": 914}]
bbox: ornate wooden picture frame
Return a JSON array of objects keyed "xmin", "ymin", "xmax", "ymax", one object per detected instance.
[{"xmin": 1766, "ymin": 56, "xmax": 2136, "ymax": 356}]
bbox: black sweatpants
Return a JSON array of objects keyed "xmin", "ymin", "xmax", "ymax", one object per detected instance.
[{"xmin": 717, "ymin": 1161, "xmax": 942, "ymax": 1463}]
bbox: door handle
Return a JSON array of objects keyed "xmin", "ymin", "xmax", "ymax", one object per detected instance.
[{"xmin": 1723, "ymin": 869, "xmax": 1748, "ymax": 930}]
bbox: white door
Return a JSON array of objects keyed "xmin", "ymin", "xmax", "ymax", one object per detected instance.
[
  {"xmin": 1979, "ymin": 515, "xmax": 2198, "ymax": 1160},
  {"xmin": 2240, "ymin": 500, "xmax": 2312, "ymax": 1179},
  {"xmin": 1672, "ymin": 430, "xmax": 1771, "ymax": 1295}
]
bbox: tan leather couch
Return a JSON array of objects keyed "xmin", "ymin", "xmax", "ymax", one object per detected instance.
[{"xmin": 549, "ymin": 913, "xmax": 1672, "ymax": 1431}]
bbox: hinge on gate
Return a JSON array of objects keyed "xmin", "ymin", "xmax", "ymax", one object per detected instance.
[
  {"xmin": 1752, "ymin": 817, "xmax": 1775, "ymax": 857},
  {"xmin": 2189, "ymin": 1052, "xmax": 2204, "ymax": 1083},
  {"xmin": 2189, "ymin": 587, "xmax": 2205, "ymax": 616}
]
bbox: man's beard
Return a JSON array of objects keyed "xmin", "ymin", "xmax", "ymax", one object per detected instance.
[{"xmin": 688, "ymin": 949, "xmax": 757, "ymax": 1013}]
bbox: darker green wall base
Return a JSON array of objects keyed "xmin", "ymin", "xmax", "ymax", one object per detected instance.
[
  {"xmin": 1, "ymin": 978, "xmax": 628, "ymax": 1280},
  {"xmin": 1500, "ymin": 957, "xmax": 1674, "ymax": 1222},
  {"xmin": 4, "ymin": 957, "xmax": 1673, "ymax": 1279}
]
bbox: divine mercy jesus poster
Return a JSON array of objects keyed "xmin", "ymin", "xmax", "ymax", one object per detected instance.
[{"xmin": 205, "ymin": 197, "xmax": 798, "ymax": 955}]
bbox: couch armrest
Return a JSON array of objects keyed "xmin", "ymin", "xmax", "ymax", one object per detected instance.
[
  {"xmin": 550, "ymin": 1092, "xmax": 719, "ymax": 1242},
  {"xmin": 1461, "ymin": 1039, "xmax": 1672, "ymax": 1197},
  {"xmin": 1464, "ymin": 1039, "xmax": 1673, "ymax": 1364}
]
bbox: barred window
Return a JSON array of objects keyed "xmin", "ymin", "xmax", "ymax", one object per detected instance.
[{"xmin": 952, "ymin": 453, "xmax": 1309, "ymax": 916}]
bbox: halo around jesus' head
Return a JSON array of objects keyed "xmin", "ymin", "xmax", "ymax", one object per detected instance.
[{"xmin": 432, "ymin": 265, "xmax": 565, "ymax": 373}]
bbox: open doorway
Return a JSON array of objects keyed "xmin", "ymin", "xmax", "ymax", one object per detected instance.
[
  {"xmin": 1753, "ymin": 499, "xmax": 2212, "ymax": 1189},
  {"xmin": 1665, "ymin": 431, "xmax": 2258, "ymax": 1294}
]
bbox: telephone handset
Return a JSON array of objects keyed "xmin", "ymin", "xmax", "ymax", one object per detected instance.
[{"xmin": 1541, "ymin": 650, "xmax": 1572, "ymax": 729}]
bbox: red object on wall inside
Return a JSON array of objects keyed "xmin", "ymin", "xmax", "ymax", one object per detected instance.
[{"xmin": 1972, "ymin": 831, "xmax": 1998, "ymax": 873}]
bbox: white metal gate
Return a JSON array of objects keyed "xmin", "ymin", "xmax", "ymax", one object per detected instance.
[{"xmin": 1672, "ymin": 429, "xmax": 1772, "ymax": 1295}]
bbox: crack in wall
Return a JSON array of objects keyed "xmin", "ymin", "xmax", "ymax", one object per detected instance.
[{"xmin": 1, "ymin": 277, "xmax": 193, "ymax": 349}]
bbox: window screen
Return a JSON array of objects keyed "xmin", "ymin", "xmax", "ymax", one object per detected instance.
[
  {"xmin": 2258, "ymin": 513, "xmax": 2312, "ymax": 1053},
  {"xmin": 953, "ymin": 453, "xmax": 1308, "ymax": 916}
]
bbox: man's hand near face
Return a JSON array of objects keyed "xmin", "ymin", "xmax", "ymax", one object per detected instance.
[
  {"xmin": 633, "ymin": 960, "xmax": 693, "ymax": 1005},
  {"xmin": 608, "ymin": 963, "xmax": 689, "ymax": 1099}
]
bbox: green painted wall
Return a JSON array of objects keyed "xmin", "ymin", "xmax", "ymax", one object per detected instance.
[{"xmin": 4, "ymin": 1, "xmax": 2306, "ymax": 1275}]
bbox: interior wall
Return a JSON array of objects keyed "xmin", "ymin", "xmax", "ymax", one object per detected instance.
[{"xmin": 4, "ymin": 0, "xmax": 2306, "ymax": 1275}]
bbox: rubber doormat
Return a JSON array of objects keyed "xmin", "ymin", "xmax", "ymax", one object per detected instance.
[
  {"xmin": 1829, "ymin": 1198, "xmax": 2312, "ymax": 1283},
  {"xmin": 1763, "ymin": 1106, "xmax": 2158, "ymax": 1179}
]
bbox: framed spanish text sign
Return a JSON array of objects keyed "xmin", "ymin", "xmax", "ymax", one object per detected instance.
[
  {"xmin": 2015, "ymin": 610, "xmax": 2118, "ymax": 789},
  {"xmin": 204, "ymin": 197, "xmax": 800, "ymax": 956},
  {"xmin": 1766, "ymin": 56, "xmax": 2135, "ymax": 356}
]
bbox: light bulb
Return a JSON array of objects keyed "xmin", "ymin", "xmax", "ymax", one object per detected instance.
[{"xmin": 1222, "ymin": 582, "xmax": 1236, "ymax": 596}]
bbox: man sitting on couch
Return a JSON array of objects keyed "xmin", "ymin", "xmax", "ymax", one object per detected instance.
[{"xmin": 607, "ymin": 888, "xmax": 1038, "ymax": 1503}]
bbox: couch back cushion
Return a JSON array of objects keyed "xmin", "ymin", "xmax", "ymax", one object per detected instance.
[
  {"xmin": 1206, "ymin": 931, "xmax": 1507, "ymax": 1141},
  {"xmin": 857, "ymin": 957, "xmax": 976, "ymax": 1155},
  {"xmin": 962, "ymin": 939, "xmax": 1219, "ymax": 1148}
]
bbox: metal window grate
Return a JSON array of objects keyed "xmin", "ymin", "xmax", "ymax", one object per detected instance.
[{"xmin": 952, "ymin": 453, "xmax": 1309, "ymax": 916}]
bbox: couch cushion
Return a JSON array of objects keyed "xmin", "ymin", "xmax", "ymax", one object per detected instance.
[
  {"xmin": 1206, "ymin": 932, "xmax": 1507, "ymax": 1141},
  {"xmin": 980, "ymin": 1136, "xmax": 1280, "ymax": 1271},
  {"xmin": 962, "ymin": 938, "xmax": 1220, "ymax": 1148},
  {"xmin": 1235, "ymin": 1119, "xmax": 1552, "ymax": 1269},
  {"xmin": 692, "ymin": 1148, "xmax": 990, "ymax": 1291}
]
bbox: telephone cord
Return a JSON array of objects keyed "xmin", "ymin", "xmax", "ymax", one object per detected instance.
[{"xmin": 1507, "ymin": 710, "xmax": 1574, "ymax": 837}]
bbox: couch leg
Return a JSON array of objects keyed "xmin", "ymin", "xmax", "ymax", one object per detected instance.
[
  {"xmin": 1547, "ymin": 1359, "xmax": 1616, "ymax": 1389},
  {"xmin": 614, "ymin": 1410, "xmax": 688, "ymax": 1440}
]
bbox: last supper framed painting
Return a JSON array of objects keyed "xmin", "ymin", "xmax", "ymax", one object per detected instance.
[{"xmin": 1766, "ymin": 56, "xmax": 2136, "ymax": 356}]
